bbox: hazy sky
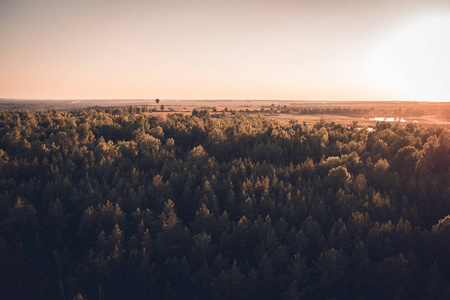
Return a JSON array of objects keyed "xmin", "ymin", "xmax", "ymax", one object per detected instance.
[{"xmin": 1, "ymin": 0, "xmax": 450, "ymax": 101}]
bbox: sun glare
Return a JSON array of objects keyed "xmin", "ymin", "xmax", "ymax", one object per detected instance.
[{"xmin": 365, "ymin": 12, "xmax": 450, "ymax": 102}]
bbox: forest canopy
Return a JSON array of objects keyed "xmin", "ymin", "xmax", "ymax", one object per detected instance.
[{"xmin": 0, "ymin": 108, "xmax": 449, "ymax": 299}]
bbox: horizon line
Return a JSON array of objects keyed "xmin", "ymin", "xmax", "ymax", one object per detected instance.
[{"xmin": 2, "ymin": 98, "xmax": 448, "ymax": 103}]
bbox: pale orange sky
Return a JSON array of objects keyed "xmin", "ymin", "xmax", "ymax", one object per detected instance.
[{"xmin": 1, "ymin": 0, "xmax": 450, "ymax": 101}]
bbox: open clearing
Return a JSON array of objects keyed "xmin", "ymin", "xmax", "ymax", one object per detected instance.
[{"xmin": 1, "ymin": 99, "xmax": 449, "ymax": 128}]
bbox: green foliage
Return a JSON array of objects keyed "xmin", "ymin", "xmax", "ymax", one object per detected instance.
[{"xmin": 0, "ymin": 108, "xmax": 448, "ymax": 299}]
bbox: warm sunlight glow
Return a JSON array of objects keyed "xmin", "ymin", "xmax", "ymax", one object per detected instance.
[
  {"xmin": 1, "ymin": 1, "xmax": 450, "ymax": 100},
  {"xmin": 365, "ymin": 12, "xmax": 450, "ymax": 101}
]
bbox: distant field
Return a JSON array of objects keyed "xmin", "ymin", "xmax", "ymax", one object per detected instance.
[{"xmin": 1, "ymin": 99, "xmax": 449, "ymax": 128}]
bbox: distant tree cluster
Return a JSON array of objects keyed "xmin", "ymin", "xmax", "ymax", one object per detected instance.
[
  {"xmin": 254, "ymin": 105, "xmax": 448, "ymax": 118},
  {"xmin": 0, "ymin": 108, "xmax": 449, "ymax": 299},
  {"xmin": 251, "ymin": 106, "xmax": 372, "ymax": 116}
]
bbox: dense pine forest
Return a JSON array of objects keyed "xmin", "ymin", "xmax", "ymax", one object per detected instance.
[{"xmin": 0, "ymin": 108, "xmax": 449, "ymax": 299}]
